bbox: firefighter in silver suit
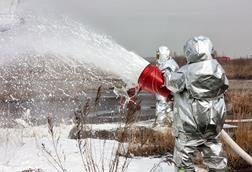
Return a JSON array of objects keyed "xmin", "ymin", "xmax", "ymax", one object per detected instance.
[
  {"xmin": 164, "ymin": 36, "xmax": 229, "ymax": 171},
  {"xmin": 153, "ymin": 46, "xmax": 179, "ymax": 127}
]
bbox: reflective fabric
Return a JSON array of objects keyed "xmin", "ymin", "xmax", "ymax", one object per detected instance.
[
  {"xmin": 164, "ymin": 36, "xmax": 228, "ymax": 171},
  {"xmin": 186, "ymin": 60, "xmax": 229, "ymax": 99},
  {"xmin": 157, "ymin": 57, "xmax": 179, "ymax": 72},
  {"xmin": 156, "ymin": 46, "xmax": 170, "ymax": 61},
  {"xmin": 183, "ymin": 36, "xmax": 214, "ymax": 64},
  {"xmin": 155, "ymin": 57, "xmax": 179, "ymax": 126},
  {"xmin": 174, "ymin": 137, "xmax": 227, "ymax": 171},
  {"xmin": 155, "ymin": 94, "xmax": 173, "ymax": 125}
]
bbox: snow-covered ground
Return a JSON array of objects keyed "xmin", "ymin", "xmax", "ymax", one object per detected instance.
[{"xmin": 0, "ymin": 122, "xmax": 174, "ymax": 172}]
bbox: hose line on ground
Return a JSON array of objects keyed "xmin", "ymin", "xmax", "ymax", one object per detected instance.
[{"xmin": 221, "ymin": 130, "xmax": 252, "ymax": 165}]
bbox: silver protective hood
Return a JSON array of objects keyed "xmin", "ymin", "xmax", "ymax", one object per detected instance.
[
  {"xmin": 164, "ymin": 36, "xmax": 229, "ymax": 171},
  {"xmin": 156, "ymin": 46, "xmax": 171, "ymax": 68},
  {"xmin": 184, "ymin": 36, "xmax": 213, "ymax": 64}
]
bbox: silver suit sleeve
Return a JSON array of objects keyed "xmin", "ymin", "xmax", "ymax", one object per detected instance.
[{"xmin": 164, "ymin": 69, "xmax": 186, "ymax": 93}]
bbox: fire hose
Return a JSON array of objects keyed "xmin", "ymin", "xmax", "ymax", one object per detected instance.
[
  {"xmin": 137, "ymin": 63, "xmax": 252, "ymax": 166},
  {"xmin": 220, "ymin": 130, "xmax": 252, "ymax": 165}
]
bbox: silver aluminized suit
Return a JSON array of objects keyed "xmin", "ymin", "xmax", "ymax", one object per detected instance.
[
  {"xmin": 155, "ymin": 56, "xmax": 179, "ymax": 126},
  {"xmin": 164, "ymin": 36, "xmax": 229, "ymax": 171}
]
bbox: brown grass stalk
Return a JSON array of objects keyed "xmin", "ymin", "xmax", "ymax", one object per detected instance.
[
  {"xmin": 223, "ymin": 89, "xmax": 252, "ymax": 171},
  {"xmin": 42, "ymin": 116, "xmax": 66, "ymax": 172}
]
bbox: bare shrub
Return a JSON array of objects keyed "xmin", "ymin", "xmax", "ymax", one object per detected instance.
[
  {"xmin": 70, "ymin": 86, "xmax": 176, "ymax": 170},
  {"xmin": 73, "ymin": 86, "xmax": 132, "ymax": 172},
  {"xmin": 42, "ymin": 116, "xmax": 67, "ymax": 172},
  {"xmin": 107, "ymin": 97, "xmax": 142, "ymax": 172}
]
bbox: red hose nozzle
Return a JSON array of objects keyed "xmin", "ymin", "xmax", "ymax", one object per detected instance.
[{"xmin": 138, "ymin": 64, "xmax": 171, "ymax": 98}]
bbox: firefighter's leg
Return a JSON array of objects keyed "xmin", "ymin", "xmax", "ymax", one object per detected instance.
[
  {"xmin": 173, "ymin": 139, "xmax": 196, "ymax": 172},
  {"xmin": 200, "ymin": 139, "xmax": 228, "ymax": 172}
]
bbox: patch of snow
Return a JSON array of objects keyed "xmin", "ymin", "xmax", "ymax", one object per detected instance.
[{"xmin": 0, "ymin": 124, "xmax": 174, "ymax": 172}]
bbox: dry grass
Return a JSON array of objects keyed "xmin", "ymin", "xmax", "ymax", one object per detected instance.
[
  {"xmin": 223, "ymin": 123, "xmax": 252, "ymax": 171},
  {"xmin": 220, "ymin": 58, "xmax": 252, "ymax": 80},
  {"xmin": 70, "ymin": 126, "xmax": 175, "ymax": 157},
  {"xmin": 118, "ymin": 127, "xmax": 174, "ymax": 157},
  {"xmin": 223, "ymin": 89, "xmax": 252, "ymax": 171},
  {"xmin": 172, "ymin": 57, "xmax": 252, "ymax": 80},
  {"xmin": 225, "ymin": 89, "xmax": 252, "ymax": 118}
]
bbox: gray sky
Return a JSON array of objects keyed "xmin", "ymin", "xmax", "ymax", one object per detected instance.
[{"xmin": 20, "ymin": 0, "xmax": 252, "ymax": 57}]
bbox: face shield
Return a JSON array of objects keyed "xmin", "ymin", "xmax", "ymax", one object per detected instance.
[{"xmin": 156, "ymin": 50, "xmax": 160, "ymax": 60}]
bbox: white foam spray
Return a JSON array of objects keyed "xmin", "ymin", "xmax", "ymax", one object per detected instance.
[{"xmin": 0, "ymin": 14, "xmax": 149, "ymax": 87}]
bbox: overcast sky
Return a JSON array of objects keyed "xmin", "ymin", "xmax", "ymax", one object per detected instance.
[{"xmin": 18, "ymin": 0, "xmax": 252, "ymax": 57}]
